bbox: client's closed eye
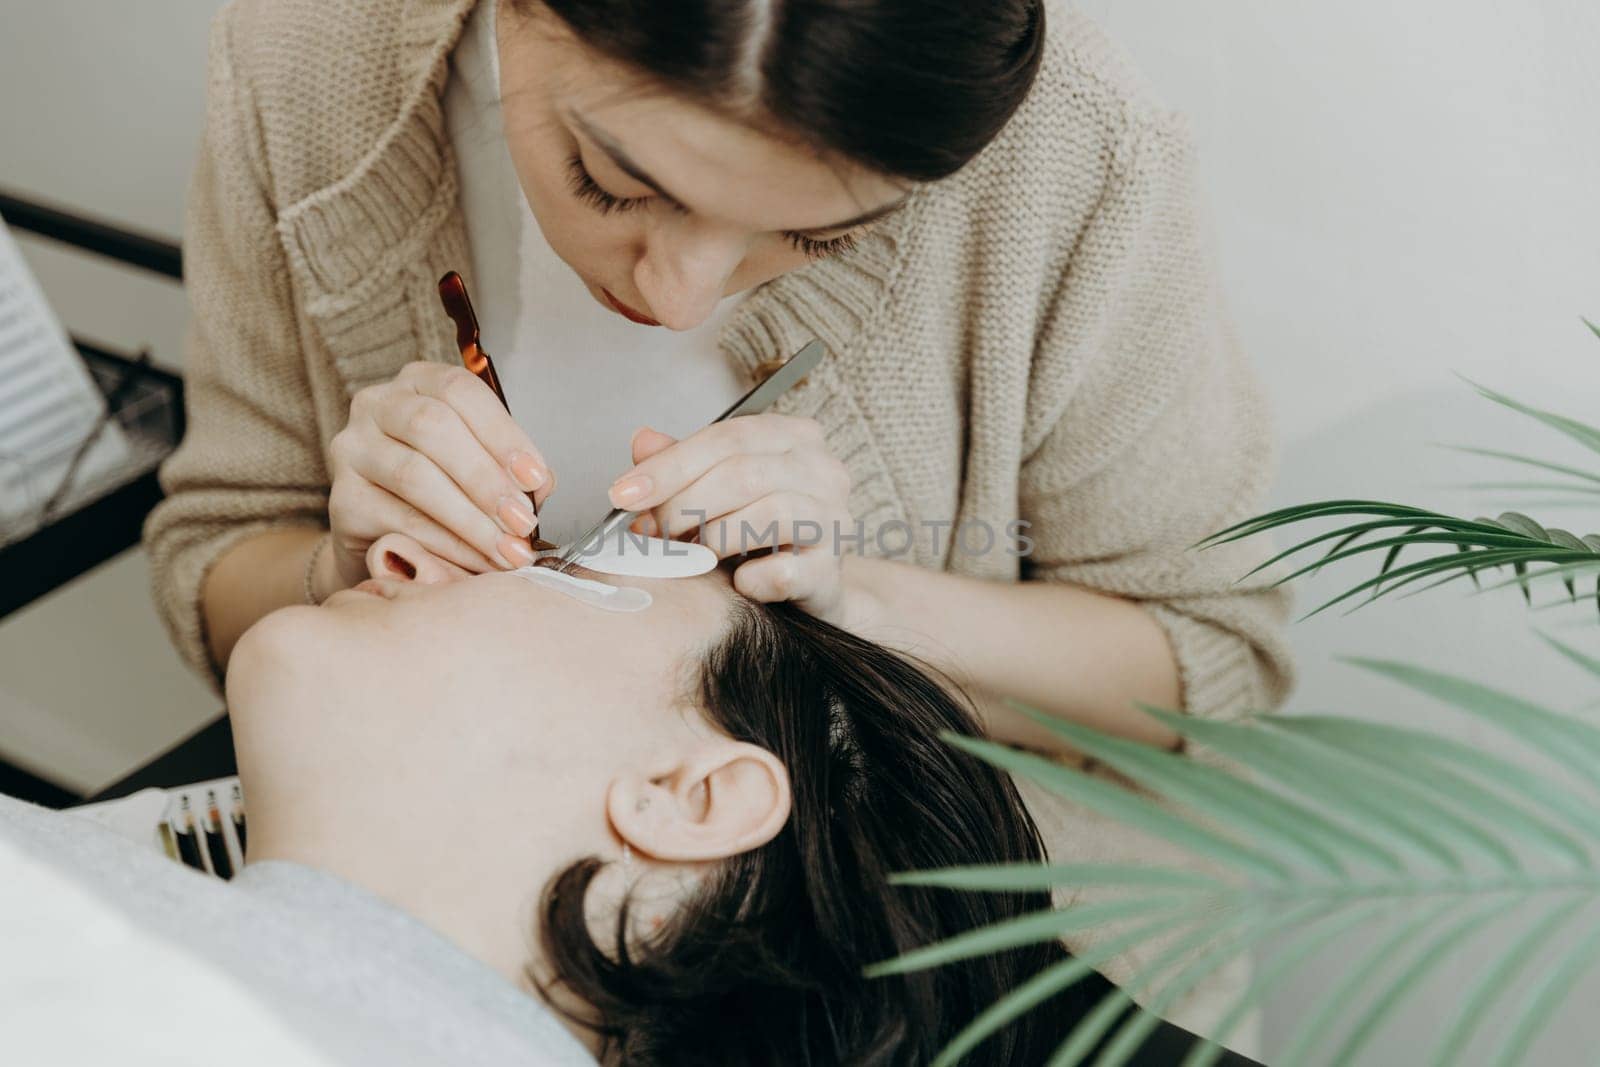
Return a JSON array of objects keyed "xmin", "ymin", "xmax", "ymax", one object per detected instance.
[{"xmin": 532, "ymin": 556, "xmax": 607, "ymax": 582}]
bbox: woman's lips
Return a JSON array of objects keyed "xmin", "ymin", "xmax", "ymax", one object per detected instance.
[{"xmin": 602, "ymin": 288, "xmax": 662, "ymax": 327}]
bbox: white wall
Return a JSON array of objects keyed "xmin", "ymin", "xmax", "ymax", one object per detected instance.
[
  {"xmin": 1, "ymin": 0, "xmax": 221, "ymax": 369},
  {"xmin": 0, "ymin": 1, "xmax": 225, "ymax": 790},
  {"xmin": 1084, "ymin": 0, "xmax": 1600, "ymax": 442},
  {"xmin": 1085, "ymin": 1, "xmax": 1600, "ymax": 1061}
]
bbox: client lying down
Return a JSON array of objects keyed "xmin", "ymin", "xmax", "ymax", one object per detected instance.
[
  {"xmin": 0, "ymin": 532, "xmax": 1136, "ymax": 1064},
  {"xmin": 225, "ymin": 533, "xmax": 1099, "ymax": 1063}
]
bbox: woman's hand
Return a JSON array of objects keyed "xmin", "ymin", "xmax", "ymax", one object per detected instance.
[
  {"xmin": 322, "ymin": 361, "xmax": 554, "ymax": 597},
  {"xmin": 613, "ymin": 418, "xmax": 853, "ymax": 621}
]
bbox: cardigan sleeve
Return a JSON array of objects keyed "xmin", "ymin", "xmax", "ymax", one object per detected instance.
[
  {"xmin": 143, "ymin": 14, "xmax": 331, "ymax": 689},
  {"xmin": 1017, "ymin": 111, "xmax": 1297, "ymax": 721}
]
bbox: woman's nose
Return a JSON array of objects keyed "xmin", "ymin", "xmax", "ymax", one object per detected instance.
[
  {"xmin": 365, "ymin": 533, "xmax": 468, "ymax": 586},
  {"xmin": 633, "ymin": 221, "xmax": 748, "ymax": 331}
]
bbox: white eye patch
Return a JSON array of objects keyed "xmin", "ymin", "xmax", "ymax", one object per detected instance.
[
  {"xmin": 509, "ymin": 535, "xmax": 717, "ymax": 612},
  {"xmin": 509, "ymin": 566, "xmax": 653, "ymax": 613},
  {"xmin": 554, "ymin": 533, "xmax": 719, "ymax": 579}
]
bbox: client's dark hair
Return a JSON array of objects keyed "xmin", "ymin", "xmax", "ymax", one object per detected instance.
[
  {"xmin": 539, "ymin": 601, "xmax": 1091, "ymax": 1064},
  {"xmin": 523, "ymin": 0, "xmax": 1045, "ymax": 183}
]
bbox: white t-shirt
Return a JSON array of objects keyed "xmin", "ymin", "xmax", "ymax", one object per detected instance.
[{"xmin": 442, "ymin": 0, "xmax": 749, "ymax": 544}]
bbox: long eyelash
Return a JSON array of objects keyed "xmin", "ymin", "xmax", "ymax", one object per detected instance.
[
  {"xmin": 565, "ymin": 154, "xmax": 646, "ymax": 216},
  {"xmin": 567, "ymin": 152, "xmax": 855, "ymax": 258},
  {"xmin": 786, "ymin": 231, "xmax": 859, "ymax": 260}
]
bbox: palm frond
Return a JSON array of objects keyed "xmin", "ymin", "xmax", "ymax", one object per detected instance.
[
  {"xmin": 1533, "ymin": 630, "xmax": 1600, "ymax": 685},
  {"xmin": 929, "ymin": 911, "xmax": 1204, "ymax": 1067},
  {"xmin": 1192, "ymin": 376, "xmax": 1600, "ymax": 624},
  {"xmin": 878, "ymin": 659, "xmax": 1600, "ymax": 1065},
  {"xmin": 1322, "ymin": 898, "xmax": 1510, "ymax": 1066},
  {"xmin": 1455, "ymin": 374, "xmax": 1600, "ymax": 457},
  {"xmin": 1272, "ymin": 900, "xmax": 1463, "ymax": 1066},
  {"xmin": 879, "ymin": 358, "xmax": 1600, "ymax": 1063},
  {"xmin": 1448, "ymin": 482, "xmax": 1600, "ymax": 495},
  {"xmin": 1203, "ymin": 506, "xmax": 1599, "ymax": 622},
  {"xmin": 1335, "ymin": 656, "xmax": 1600, "ymax": 781},
  {"xmin": 1487, "ymin": 924, "xmax": 1600, "ymax": 1067},
  {"xmin": 1428, "ymin": 897, "xmax": 1589, "ymax": 1066},
  {"xmin": 1428, "ymin": 444, "xmax": 1600, "ymax": 486},
  {"xmin": 1072, "ymin": 903, "xmax": 1324, "ymax": 1067},
  {"xmin": 1179, "ymin": 904, "xmax": 1388, "ymax": 1067}
]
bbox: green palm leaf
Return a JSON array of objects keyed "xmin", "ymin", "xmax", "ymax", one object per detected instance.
[
  {"xmin": 1336, "ymin": 657, "xmax": 1600, "ymax": 781},
  {"xmin": 935, "ymin": 733, "xmax": 1293, "ymax": 881},
  {"xmin": 1451, "ymin": 481, "xmax": 1600, "ymax": 495},
  {"xmin": 884, "ymin": 660, "xmax": 1600, "ymax": 1065},
  {"xmin": 1047, "ymin": 918, "xmax": 1250, "ymax": 1067},
  {"xmin": 1193, "ymin": 373, "xmax": 1600, "ymax": 624},
  {"xmin": 1180, "ymin": 904, "xmax": 1389, "ymax": 1067},
  {"xmin": 930, "ymin": 910, "xmax": 1204, "ymax": 1067},
  {"xmin": 1534, "ymin": 630, "xmax": 1600, "ymax": 685},
  {"xmin": 882, "ymin": 364, "xmax": 1600, "ymax": 1064},
  {"xmin": 1457, "ymin": 375, "xmax": 1600, "ymax": 456},
  {"xmin": 1487, "ymin": 924, "xmax": 1600, "ymax": 1067},
  {"xmin": 1323, "ymin": 899, "xmax": 1511, "ymax": 1066},
  {"xmin": 1084, "ymin": 905, "xmax": 1325, "ymax": 1067},
  {"xmin": 1429, "ymin": 444, "xmax": 1600, "ymax": 486},
  {"xmin": 863, "ymin": 895, "xmax": 1199, "ymax": 979},
  {"xmin": 1276, "ymin": 715, "xmax": 1600, "ymax": 850},
  {"xmin": 889, "ymin": 864, "xmax": 1228, "ymax": 894},
  {"xmin": 1273, "ymin": 717, "xmax": 1590, "ymax": 864},
  {"xmin": 1005, "ymin": 704, "xmax": 1376, "ymax": 877},
  {"xmin": 1273, "ymin": 901, "xmax": 1461, "ymax": 1066},
  {"xmin": 1429, "ymin": 896, "xmax": 1590, "ymax": 1067}
]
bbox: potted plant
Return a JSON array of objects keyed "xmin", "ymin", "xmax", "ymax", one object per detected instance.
[{"xmin": 879, "ymin": 322, "xmax": 1600, "ymax": 1066}]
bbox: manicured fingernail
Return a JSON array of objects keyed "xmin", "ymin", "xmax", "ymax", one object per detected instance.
[
  {"xmin": 499, "ymin": 535, "xmax": 536, "ymax": 568},
  {"xmin": 630, "ymin": 513, "xmax": 657, "ymax": 537},
  {"xmin": 610, "ymin": 475, "xmax": 651, "ymax": 506},
  {"xmin": 497, "ymin": 496, "xmax": 536, "ymax": 537},
  {"xmin": 509, "ymin": 452, "xmax": 546, "ymax": 492}
]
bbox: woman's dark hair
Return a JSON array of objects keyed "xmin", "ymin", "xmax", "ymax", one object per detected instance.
[
  {"xmin": 524, "ymin": 0, "xmax": 1046, "ymax": 182},
  {"xmin": 538, "ymin": 601, "xmax": 1097, "ymax": 1064}
]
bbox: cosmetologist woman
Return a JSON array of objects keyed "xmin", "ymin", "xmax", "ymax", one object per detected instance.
[{"xmin": 146, "ymin": 0, "xmax": 1296, "ymax": 1039}]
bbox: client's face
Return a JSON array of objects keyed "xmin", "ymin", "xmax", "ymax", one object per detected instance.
[
  {"xmin": 242, "ymin": 555, "xmax": 736, "ymax": 742},
  {"xmin": 226, "ymin": 547, "xmax": 790, "ymax": 988}
]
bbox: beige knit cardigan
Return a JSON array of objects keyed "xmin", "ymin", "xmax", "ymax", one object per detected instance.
[{"xmin": 147, "ymin": 0, "xmax": 1296, "ymax": 1033}]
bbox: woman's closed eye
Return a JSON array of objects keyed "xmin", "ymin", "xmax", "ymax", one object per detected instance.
[
  {"xmin": 565, "ymin": 152, "xmax": 653, "ymax": 217},
  {"xmin": 563, "ymin": 154, "xmax": 860, "ymax": 260}
]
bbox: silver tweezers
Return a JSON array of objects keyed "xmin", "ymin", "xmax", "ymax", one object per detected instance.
[{"xmin": 553, "ymin": 338, "xmax": 826, "ymax": 573}]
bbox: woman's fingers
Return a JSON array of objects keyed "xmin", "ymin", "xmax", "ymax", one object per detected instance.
[
  {"xmin": 644, "ymin": 452, "xmax": 816, "ymax": 540},
  {"xmin": 325, "ymin": 363, "xmax": 553, "ymax": 596},
  {"xmin": 630, "ymin": 426, "xmax": 678, "ymax": 465},
  {"xmin": 693, "ymin": 491, "xmax": 846, "ymax": 560},
  {"xmin": 374, "ymin": 391, "xmax": 541, "ymax": 538},
  {"xmin": 400, "ymin": 362, "xmax": 553, "ymax": 504},
  {"xmin": 613, "ymin": 416, "xmax": 851, "ymax": 620},
  {"xmin": 732, "ymin": 548, "xmax": 838, "ymax": 608},
  {"xmin": 609, "ymin": 414, "xmax": 819, "ymax": 511},
  {"xmin": 330, "ymin": 472, "xmax": 520, "ymax": 574}
]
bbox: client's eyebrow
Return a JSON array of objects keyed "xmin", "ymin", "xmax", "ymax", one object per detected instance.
[{"xmin": 569, "ymin": 110, "xmax": 912, "ymax": 236}]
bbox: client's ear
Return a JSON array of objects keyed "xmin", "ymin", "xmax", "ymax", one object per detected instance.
[
  {"xmin": 606, "ymin": 742, "xmax": 792, "ymax": 862},
  {"xmin": 365, "ymin": 533, "xmax": 471, "ymax": 585}
]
